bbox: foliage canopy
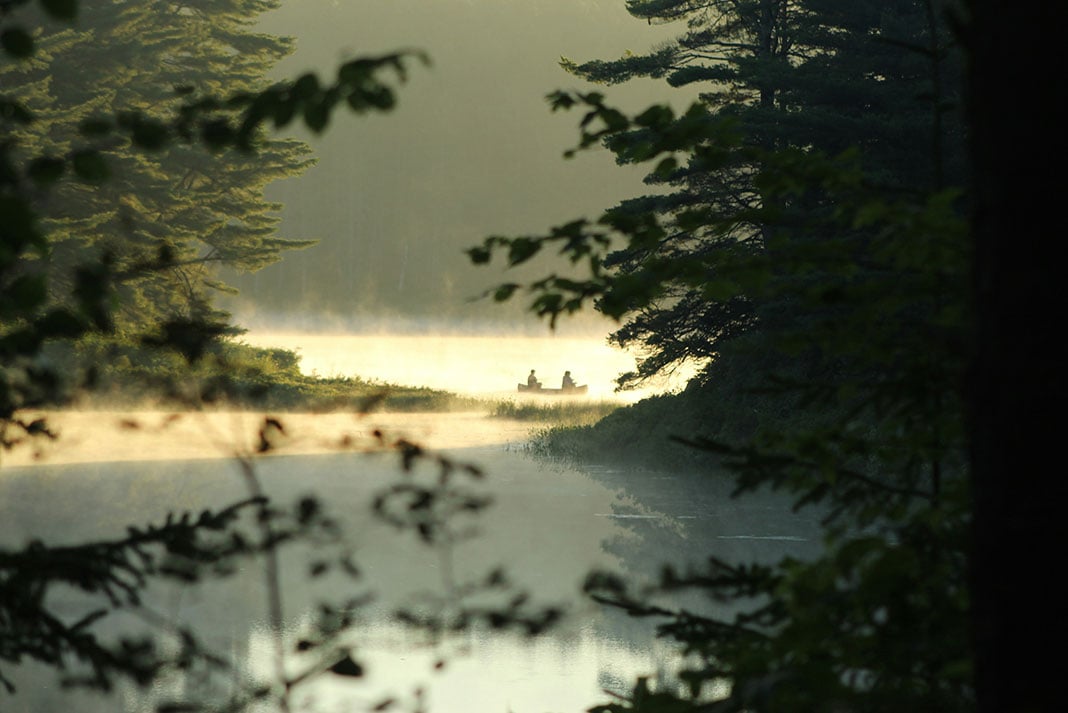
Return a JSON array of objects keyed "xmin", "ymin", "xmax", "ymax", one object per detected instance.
[
  {"xmin": 472, "ymin": 1, "xmax": 975, "ymax": 710},
  {"xmin": 1, "ymin": 1, "xmax": 435, "ymax": 704},
  {"xmin": 3, "ymin": 1, "xmax": 1058, "ymax": 712}
]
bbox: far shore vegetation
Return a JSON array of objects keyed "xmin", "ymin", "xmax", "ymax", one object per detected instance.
[
  {"xmin": 54, "ymin": 334, "xmax": 478, "ymax": 413},
  {"xmin": 59, "ymin": 334, "xmax": 628, "ymax": 422},
  {"xmin": 490, "ymin": 398, "xmax": 621, "ymax": 426}
]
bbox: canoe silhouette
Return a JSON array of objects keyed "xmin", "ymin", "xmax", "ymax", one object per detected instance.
[{"xmin": 517, "ymin": 383, "xmax": 588, "ymax": 395}]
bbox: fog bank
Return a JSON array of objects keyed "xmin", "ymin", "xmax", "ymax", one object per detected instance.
[{"xmin": 225, "ymin": 0, "xmax": 685, "ymax": 328}]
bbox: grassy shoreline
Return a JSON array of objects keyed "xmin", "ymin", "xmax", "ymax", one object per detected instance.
[
  {"xmin": 38, "ymin": 337, "xmax": 631, "ymax": 427},
  {"xmin": 73, "ymin": 377, "xmax": 627, "ymax": 424}
]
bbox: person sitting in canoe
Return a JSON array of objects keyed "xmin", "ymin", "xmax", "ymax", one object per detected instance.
[
  {"xmin": 527, "ymin": 369, "xmax": 541, "ymax": 389},
  {"xmin": 562, "ymin": 370, "xmax": 576, "ymax": 389}
]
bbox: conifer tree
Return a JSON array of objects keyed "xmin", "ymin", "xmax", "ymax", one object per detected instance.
[
  {"xmin": 558, "ymin": 0, "xmax": 964, "ymax": 389},
  {"xmin": 470, "ymin": 3, "xmax": 974, "ymax": 710},
  {"xmin": 2, "ymin": 0, "xmax": 425, "ymax": 699},
  {"xmin": 1, "ymin": 0, "xmax": 315, "ymax": 332}
]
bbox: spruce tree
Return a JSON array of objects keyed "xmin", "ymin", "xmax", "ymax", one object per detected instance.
[
  {"xmin": 470, "ymin": 3, "xmax": 974, "ymax": 709},
  {"xmin": 558, "ymin": 0, "xmax": 964, "ymax": 389},
  {"xmin": 1, "ymin": 0, "xmax": 314, "ymax": 333},
  {"xmin": 3, "ymin": 0, "xmax": 427, "ymax": 700}
]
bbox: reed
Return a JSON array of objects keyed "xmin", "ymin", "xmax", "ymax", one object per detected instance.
[{"xmin": 489, "ymin": 399, "xmax": 621, "ymax": 425}]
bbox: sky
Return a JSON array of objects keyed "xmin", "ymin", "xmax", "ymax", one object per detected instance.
[{"xmin": 224, "ymin": 0, "xmax": 687, "ymax": 333}]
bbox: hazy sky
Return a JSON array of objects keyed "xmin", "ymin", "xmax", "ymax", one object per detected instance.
[{"xmin": 226, "ymin": 0, "xmax": 686, "ymax": 333}]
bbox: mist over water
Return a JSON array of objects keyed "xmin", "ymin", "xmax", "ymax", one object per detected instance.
[
  {"xmin": 0, "ymin": 3, "xmax": 762, "ymax": 710},
  {"xmin": 3, "ymin": 332, "xmax": 704, "ymax": 711},
  {"xmin": 1, "ymin": 328, "xmax": 783, "ymax": 713},
  {"xmin": 2, "ymin": 441, "xmax": 818, "ymax": 713},
  {"xmin": 240, "ymin": 330, "xmax": 695, "ymax": 402},
  {"xmin": 224, "ymin": 0, "xmax": 689, "ymax": 324}
]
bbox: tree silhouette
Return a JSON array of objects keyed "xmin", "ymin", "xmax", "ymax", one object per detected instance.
[
  {"xmin": 1, "ymin": 0, "xmax": 433, "ymax": 706},
  {"xmin": 1, "ymin": 0, "xmax": 317, "ymax": 333},
  {"xmin": 467, "ymin": 2, "xmax": 1005, "ymax": 711}
]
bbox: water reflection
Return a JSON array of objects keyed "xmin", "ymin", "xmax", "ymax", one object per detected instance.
[
  {"xmin": 2, "ymin": 412, "xmax": 814, "ymax": 712},
  {"xmin": 250, "ymin": 620, "xmax": 680, "ymax": 713}
]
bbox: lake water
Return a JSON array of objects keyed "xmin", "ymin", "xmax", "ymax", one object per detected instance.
[
  {"xmin": 0, "ymin": 334, "xmax": 814, "ymax": 713},
  {"xmin": 238, "ymin": 331, "xmax": 696, "ymax": 402}
]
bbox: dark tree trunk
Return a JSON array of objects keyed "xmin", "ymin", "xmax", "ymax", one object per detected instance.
[{"xmin": 968, "ymin": 3, "xmax": 1067, "ymax": 713}]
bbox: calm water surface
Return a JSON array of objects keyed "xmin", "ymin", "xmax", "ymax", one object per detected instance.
[
  {"xmin": 1, "ymin": 335, "xmax": 813, "ymax": 713},
  {"xmin": 239, "ymin": 331, "xmax": 695, "ymax": 401}
]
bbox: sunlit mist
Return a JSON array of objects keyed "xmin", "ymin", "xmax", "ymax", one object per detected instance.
[{"xmin": 240, "ymin": 331, "xmax": 695, "ymax": 402}]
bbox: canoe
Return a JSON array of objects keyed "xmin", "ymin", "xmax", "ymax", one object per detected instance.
[{"xmin": 517, "ymin": 383, "xmax": 588, "ymax": 395}]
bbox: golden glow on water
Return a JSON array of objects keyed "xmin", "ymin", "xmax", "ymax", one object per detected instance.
[
  {"xmin": 1, "ymin": 337, "xmax": 704, "ymax": 711},
  {"xmin": 241, "ymin": 332, "xmax": 693, "ymax": 402},
  {"xmin": 3, "ymin": 410, "xmax": 538, "ymax": 467},
  {"xmin": 6, "ymin": 333, "xmax": 695, "ymax": 467}
]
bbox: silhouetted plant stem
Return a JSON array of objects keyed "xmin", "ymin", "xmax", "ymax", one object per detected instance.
[{"xmin": 235, "ymin": 454, "xmax": 290, "ymax": 713}]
